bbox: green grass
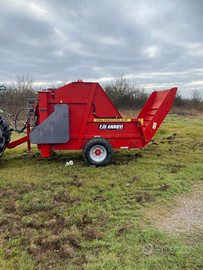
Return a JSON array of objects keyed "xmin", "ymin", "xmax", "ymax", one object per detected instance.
[{"xmin": 0, "ymin": 114, "xmax": 203, "ymax": 269}]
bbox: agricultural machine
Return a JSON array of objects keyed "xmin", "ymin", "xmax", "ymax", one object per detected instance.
[
  {"xmin": 5, "ymin": 81, "xmax": 177, "ymax": 166},
  {"xmin": 0, "ymin": 85, "xmax": 12, "ymax": 157}
]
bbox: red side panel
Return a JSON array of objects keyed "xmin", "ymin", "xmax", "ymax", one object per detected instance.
[
  {"xmin": 53, "ymin": 83, "xmax": 122, "ymax": 150},
  {"xmin": 91, "ymin": 84, "xmax": 122, "ymax": 118},
  {"xmin": 54, "ymin": 82, "xmax": 122, "ymax": 118},
  {"xmin": 137, "ymin": 87, "xmax": 177, "ymax": 142}
]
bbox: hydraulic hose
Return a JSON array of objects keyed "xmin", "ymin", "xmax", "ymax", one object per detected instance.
[{"xmin": 15, "ymin": 108, "xmax": 34, "ymax": 133}]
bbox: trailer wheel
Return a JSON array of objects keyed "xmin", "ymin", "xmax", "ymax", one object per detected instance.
[{"xmin": 82, "ymin": 137, "xmax": 113, "ymax": 167}]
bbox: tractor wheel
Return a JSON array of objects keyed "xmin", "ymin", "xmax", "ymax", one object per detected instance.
[
  {"xmin": 82, "ymin": 137, "xmax": 113, "ymax": 167},
  {"xmin": 0, "ymin": 129, "xmax": 5, "ymax": 157},
  {"xmin": 0, "ymin": 117, "xmax": 11, "ymax": 157}
]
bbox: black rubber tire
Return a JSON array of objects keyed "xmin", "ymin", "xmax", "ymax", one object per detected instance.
[
  {"xmin": 0, "ymin": 128, "xmax": 5, "ymax": 157},
  {"xmin": 82, "ymin": 137, "xmax": 113, "ymax": 167},
  {"xmin": 0, "ymin": 117, "xmax": 11, "ymax": 157}
]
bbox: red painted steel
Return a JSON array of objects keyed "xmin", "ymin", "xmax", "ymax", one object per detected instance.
[
  {"xmin": 6, "ymin": 135, "xmax": 29, "ymax": 149},
  {"xmin": 26, "ymin": 123, "xmax": 31, "ymax": 152},
  {"xmin": 6, "ymin": 82, "xmax": 177, "ymax": 158}
]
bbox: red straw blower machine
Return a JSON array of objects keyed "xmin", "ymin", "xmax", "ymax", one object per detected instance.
[{"xmin": 7, "ymin": 81, "xmax": 177, "ymax": 166}]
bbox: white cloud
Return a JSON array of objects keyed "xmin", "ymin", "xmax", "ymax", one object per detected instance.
[
  {"xmin": 143, "ymin": 46, "xmax": 160, "ymax": 58},
  {"xmin": 0, "ymin": 0, "xmax": 203, "ymax": 97}
]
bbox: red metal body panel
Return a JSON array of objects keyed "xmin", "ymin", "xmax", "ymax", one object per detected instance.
[
  {"xmin": 6, "ymin": 81, "xmax": 177, "ymax": 159},
  {"xmin": 137, "ymin": 87, "xmax": 177, "ymax": 142}
]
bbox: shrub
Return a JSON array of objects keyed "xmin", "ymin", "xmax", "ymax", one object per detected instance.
[
  {"xmin": 0, "ymin": 74, "xmax": 38, "ymax": 116},
  {"xmin": 104, "ymin": 76, "xmax": 149, "ymax": 110}
]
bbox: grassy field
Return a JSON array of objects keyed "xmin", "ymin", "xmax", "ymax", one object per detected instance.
[{"xmin": 0, "ymin": 113, "xmax": 203, "ymax": 270}]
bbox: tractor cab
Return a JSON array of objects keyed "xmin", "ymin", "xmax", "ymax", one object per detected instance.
[{"xmin": 0, "ymin": 85, "xmax": 6, "ymax": 91}]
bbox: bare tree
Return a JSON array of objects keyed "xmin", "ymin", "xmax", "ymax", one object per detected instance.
[
  {"xmin": 15, "ymin": 73, "xmax": 35, "ymax": 92},
  {"xmin": 191, "ymin": 90, "xmax": 202, "ymax": 108},
  {"xmin": 104, "ymin": 75, "xmax": 148, "ymax": 109}
]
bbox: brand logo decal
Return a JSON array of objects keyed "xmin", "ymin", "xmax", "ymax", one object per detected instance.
[{"xmin": 99, "ymin": 124, "xmax": 124, "ymax": 130}]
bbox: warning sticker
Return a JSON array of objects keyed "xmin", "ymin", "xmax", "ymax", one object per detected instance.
[
  {"xmin": 152, "ymin": 122, "xmax": 157, "ymax": 129},
  {"xmin": 99, "ymin": 124, "xmax": 124, "ymax": 130}
]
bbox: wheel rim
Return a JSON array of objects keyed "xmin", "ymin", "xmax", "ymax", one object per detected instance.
[{"xmin": 90, "ymin": 145, "xmax": 107, "ymax": 162}]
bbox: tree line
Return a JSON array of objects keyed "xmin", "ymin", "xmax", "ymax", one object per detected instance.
[{"xmin": 0, "ymin": 74, "xmax": 202, "ymax": 117}]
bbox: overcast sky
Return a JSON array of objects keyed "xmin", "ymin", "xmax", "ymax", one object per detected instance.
[{"xmin": 0, "ymin": 0, "xmax": 203, "ymax": 97}]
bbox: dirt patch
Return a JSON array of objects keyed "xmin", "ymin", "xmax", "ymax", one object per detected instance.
[
  {"xmin": 93, "ymin": 213, "xmax": 110, "ymax": 227},
  {"xmin": 156, "ymin": 183, "xmax": 170, "ymax": 191},
  {"xmin": 83, "ymin": 227, "xmax": 103, "ymax": 241},
  {"xmin": 5, "ymin": 200, "xmax": 16, "ymax": 212},
  {"xmin": 7, "ymin": 214, "xmax": 21, "ymax": 220},
  {"xmin": 54, "ymin": 191, "xmax": 71, "ymax": 202},
  {"xmin": 59, "ymin": 245, "xmax": 76, "ymax": 258},
  {"xmin": 66, "ymin": 234, "xmax": 81, "ymax": 247},
  {"xmin": 135, "ymin": 192, "xmax": 156, "ymax": 203},
  {"xmin": 4, "ymin": 248, "xmax": 12, "ymax": 258},
  {"xmin": 67, "ymin": 179, "xmax": 86, "ymax": 187},
  {"xmin": 46, "ymin": 235, "xmax": 63, "ymax": 245},
  {"xmin": 26, "ymin": 218, "xmax": 41, "ymax": 228},
  {"xmin": 117, "ymin": 224, "xmax": 132, "ymax": 236},
  {"xmin": 66, "ymin": 175, "xmax": 86, "ymax": 188},
  {"xmin": 111, "ymin": 154, "xmax": 137, "ymax": 165},
  {"xmin": 144, "ymin": 184, "xmax": 203, "ymax": 236},
  {"xmin": 93, "ymin": 196, "xmax": 106, "ymax": 202},
  {"xmin": 94, "ymin": 248, "xmax": 101, "ymax": 254},
  {"xmin": 167, "ymin": 164, "xmax": 184, "ymax": 174},
  {"xmin": 71, "ymin": 196, "xmax": 82, "ymax": 204},
  {"xmin": 22, "ymin": 228, "xmax": 37, "ymax": 236},
  {"xmin": 0, "ymin": 237, "xmax": 5, "ymax": 248},
  {"xmin": 133, "ymin": 176, "xmax": 141, "ymax": 181}
]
